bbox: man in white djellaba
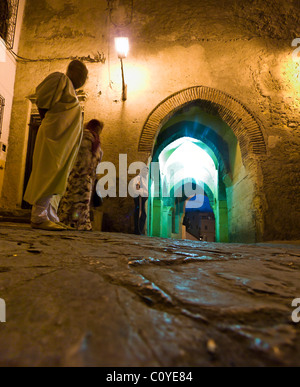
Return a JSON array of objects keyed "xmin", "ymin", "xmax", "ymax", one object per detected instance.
[{"xmin": 24, "ymin": 60, "xmax": 88, "ymax": 231}]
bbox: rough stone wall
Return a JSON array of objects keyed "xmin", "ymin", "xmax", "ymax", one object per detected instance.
[{"xmin": 2, "ymin": 0, "xmax": 300, "ymax": 240}]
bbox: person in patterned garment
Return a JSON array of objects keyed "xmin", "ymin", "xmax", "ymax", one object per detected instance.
[{"xmin": 58, "ymin": 119, "xmax": 104, "ymax": 231}]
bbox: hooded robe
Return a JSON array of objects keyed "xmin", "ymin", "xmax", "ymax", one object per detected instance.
[{"xmin": 24, "ymin": 72, "xmax": 83, "ymax": 205}]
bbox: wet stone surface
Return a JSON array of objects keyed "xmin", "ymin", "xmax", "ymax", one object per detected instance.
[{"xmin": 0, "ymin": 223, "xmax": 299, "ymax": 367}]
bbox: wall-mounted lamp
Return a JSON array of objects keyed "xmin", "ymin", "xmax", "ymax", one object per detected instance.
[{"xmin": 115, "ymin": 37, "xmax": 129, "ymax": 101}]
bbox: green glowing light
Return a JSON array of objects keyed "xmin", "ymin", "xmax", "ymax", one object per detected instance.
[{"xmin": 159, "ymin": 137, "xmax": 218, "ymax": 197}]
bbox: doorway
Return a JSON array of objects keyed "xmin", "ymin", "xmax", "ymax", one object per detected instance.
[{"xmin": 21, "ymin": 114, "xmax": 41, "ymax": 209}]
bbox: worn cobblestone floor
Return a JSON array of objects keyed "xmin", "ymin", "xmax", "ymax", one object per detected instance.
[{"xmin": 0, "ymin": 222, "xmax": 299, "ymax": 367}]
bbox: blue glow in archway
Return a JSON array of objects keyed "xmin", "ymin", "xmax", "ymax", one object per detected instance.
[
  {"xmin": 159, "ymin": 137, "xmax": 218, "ymax": 201},
  {"xmin": 148, "ymin": 136, "xmax": 228, "ymax": 241}
]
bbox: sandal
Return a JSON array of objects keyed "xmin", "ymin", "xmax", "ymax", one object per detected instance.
[{"xmin": 31, "ymin": 220, "xmax": 66, "ymax": 231}]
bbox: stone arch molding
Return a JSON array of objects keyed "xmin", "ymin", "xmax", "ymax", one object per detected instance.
[{"xmin": 138, "ymin": 86, "xmax": 267, "ymax": 160}]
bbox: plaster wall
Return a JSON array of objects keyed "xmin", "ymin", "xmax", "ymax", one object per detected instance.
[
  {"xmin": 224, "ymin": 138, "xmax": 257, "ymax": 242},
  {"xmin": 1, "ymin": 0, "xmax": 299, "ymax": 240},
  {"xmin": 0, "ymin": 0, "xmax": 25, "ymax": 197}
]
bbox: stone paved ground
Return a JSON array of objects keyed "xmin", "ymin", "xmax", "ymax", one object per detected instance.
[{"xmin": 0, "ymin": 222, "xmax": 299, "ymax": 367}]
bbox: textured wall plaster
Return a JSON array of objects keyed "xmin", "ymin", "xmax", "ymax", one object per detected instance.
[{"xmin": 0, "ymin": 0, "xmax": 26, "ymax": 197}]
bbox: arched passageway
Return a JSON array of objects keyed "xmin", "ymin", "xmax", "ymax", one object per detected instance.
[
  {"xmin": 140, "ymin": 87, "xmax": 267, "ymax": 243},
  {"xmin": 148, "ymin": 135, "xmax": 229, "ymax": 242}
]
